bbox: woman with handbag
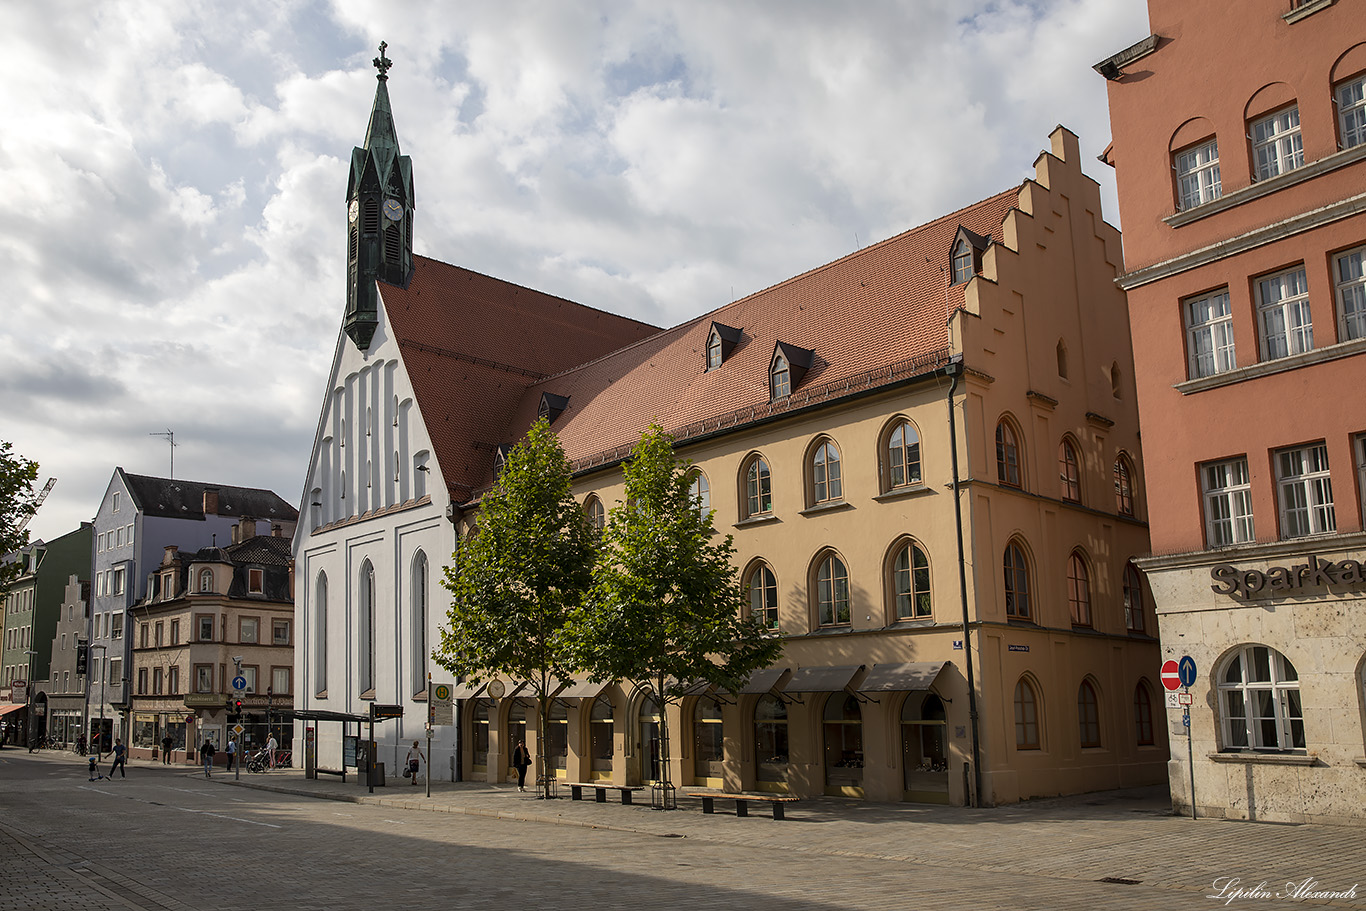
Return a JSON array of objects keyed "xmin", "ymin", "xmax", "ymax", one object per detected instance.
[{"xmin": 405, "ymin": 741, "xmax": 424, "ymax": 786}]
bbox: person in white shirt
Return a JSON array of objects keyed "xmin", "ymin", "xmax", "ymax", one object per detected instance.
[
  {"xmin": 265, "ymin": 734, "xmax": 278, "ymax": 769},
  {"xmin": 405, "ymin": 741, "xmax": 425, "ymax": 786}
]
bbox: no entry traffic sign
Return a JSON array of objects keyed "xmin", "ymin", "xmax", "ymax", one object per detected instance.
[{"xmin": 1161, "ymin": 659, "xmax": 1181, "ymax": 691}]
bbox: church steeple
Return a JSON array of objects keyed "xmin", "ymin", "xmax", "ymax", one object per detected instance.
[{"xmin": 345, "ymin": 41, "xmax": 415, "ymax": 351}]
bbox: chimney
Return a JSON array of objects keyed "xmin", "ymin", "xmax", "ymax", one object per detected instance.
[
  {"xmin": 162, "ymin": 545, "xmax": 179, "ymax": 565},
  {"xmin": 231, "ymin": 523, "xmax": 240, "ymax": 546},
  {"xmin": 240, "ymin": 517, "xmax": 257, "ymax": 540},
  {"xmin": 203, "ymin": 488, "xmax": 220, "ymax": 515},
  {"xmin": 272, "ymin": 524, "xmax": 282, "ymax": 537}
]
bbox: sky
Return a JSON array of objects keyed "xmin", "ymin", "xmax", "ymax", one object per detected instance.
[{"xmin": 1, "ymin": 0, "xmax": 1149, "ymax": 543}]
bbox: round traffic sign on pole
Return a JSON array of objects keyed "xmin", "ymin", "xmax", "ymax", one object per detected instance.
[
  {"xmin": 1161, "ymin": 659, "xmax": 1181, "ymax": 691},
  {"xmin": 1178, "ymin": 656, "xmax": 1198, "ymax": 687},
  {"xmin": 232, "ymin": 675, "xmax": 247, "ymax": 691}
]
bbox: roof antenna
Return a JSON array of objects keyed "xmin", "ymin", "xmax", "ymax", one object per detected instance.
[
  {"xmin": 855, "ymin": 232, "xmax": 860, "ymax": 250},
  {"xmin": 149, "ymin": 429, "xmax": 177, "ymax": 478}
]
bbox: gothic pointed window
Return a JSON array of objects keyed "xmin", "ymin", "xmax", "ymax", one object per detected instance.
[
  {"xmin": 771, "ymin": 354, "xmax": 791, "ymax": 399},
  {"xmin": 707, "ymin": 330, "xmax": 723, "ymax": 370}
]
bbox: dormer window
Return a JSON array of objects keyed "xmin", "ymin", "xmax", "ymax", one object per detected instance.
[
  {"xmin": 769, "ymin": 341, "xmax": 814, "ymax": 400},
  {"xmin": 705, "ymin": 322, "xmax": 742, "ymax": 370},
  {"xmin": 494, "ymin": 444, "xmax": 512, "ymax": 474},
  {"xmin": 538, "ymin": 393, "xmax": 569, "ymax": 424},
  {"xmin": 949, "ymin": 226, "xmax": 990, "ymax": 285},
  {"xmin": 771, "ymin": 355, "xmax": 791, "ymax": 398},
  {"xmin": 198, "ymin": 569, "xmax": 213, "ymax": 593}
]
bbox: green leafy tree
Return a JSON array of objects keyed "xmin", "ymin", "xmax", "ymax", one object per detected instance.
[
  {"xmin": 569, "ymin": 424, "xmax": 781, "ymax": 800},
  {"xmin": 0, "ymin": 441, "xmax": 40, "ymax": 595},
  {"xmin": 435, "ymin": 418, "xmax": 595, "ymax": 798}
]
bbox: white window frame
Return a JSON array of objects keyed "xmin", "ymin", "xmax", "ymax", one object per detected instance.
[
  {"xmin": 812, "ymin": 440, "xmax": 842, "ymax": 503},
  {"xmin": 240, "ymin": 617, "xmax": 259, "ymax": 644},
  {"xmin": 271, "ymin": 666, "xmax": 291, "ymax": 696},
  {"xmin": 1185, "ymin": 289, "xmax": 1236, "ymax": 378},
  {"xmin": 1219, "ymin": 645, "xmax": 1304, "ymax": 752},
  {"xmin": 770, "ymin": 355, "xmax": 791, "ymax": 399},
  {"xmin": 951, "ymin": 239, "xmax": 973, "ymax": 284},
  {"xmin": 1251, "ymin": 105, "xmax": 1304, "ymax": 181},
  {"xmin": 688, "ymin": 472, "xmax": 710, "ymax": 518},
  {"xmin": 1338, "ymin": 74, "xmax": 1366, "ymax": 149},
  {"xmin": 1202, "ymin": 457, "xmax": 1255, "ymax": 547},
  {"xmin": 1175, "ymin": 139, "xmax": 1221, "ymax": 210},
  {"xmin": 1276, "ymin": 443, "xmax": 1335, "ymax": 538},
  {"xmin": 1334, "ymin": 246, "xmax": 1366, "ymax": 342},
  {"xmin": 1256, "ymin": 267, "xmax": 1313, "ymax": 361},
  {"xmin": 706, "ymin": 330, "xmax": 722, "ymax": 370}
]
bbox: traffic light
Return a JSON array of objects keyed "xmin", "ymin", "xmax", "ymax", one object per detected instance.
[
  {"xmin": 75, "ymin": 643, "xmax": 88, "ymax": 676},
  {"xmin": 235, "ymin": 699, "xmax": 244, "ymax": 716}
]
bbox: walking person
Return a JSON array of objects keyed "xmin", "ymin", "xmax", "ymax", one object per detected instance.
[
  {"xmin": 201, "ymin": 738, "xmax": 216, "ymax": 777},
  {"xmin": 161, "ymin": 734, "xmax": 174, "ymax": 765},
  {"xmin": 512, "ymin": 739, "xmax": 531, "ymax": 792},
  {"xmin": 108, "ymin": 739, "xmax": 127, "ymax": 779},
  {"xmin": 225, "ymin": 738, "xmax": 236, "ymax": 772},
  {"xmin": 405, "ymin": 741, "xmax": 425, "ymax": 786}
]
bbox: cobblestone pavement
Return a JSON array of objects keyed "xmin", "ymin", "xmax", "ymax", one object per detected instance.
[{"xmin": 2, "ymin": 749, "xmax": 1363, "ymax": 910}]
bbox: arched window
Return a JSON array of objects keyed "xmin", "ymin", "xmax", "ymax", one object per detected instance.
[
  {"xmin": 314, "ymin": 571, "xmax": 328, "ymax": 695},
  {"xmin": 743, "ymin": 456, "xmax": 773, "ymax": 519},
  {"xmin": 901, "ymin": 692, "xmax": 949, "ymax": 801},
  {"xmin": 996, "ymin": 419, "xmax": 1022, "ymax": 488},
  {"xmin": 1114, "ymin": 455, "xmax": 1135, "ymax": 516},
  {"xmin": 1058, "ymin": 439, "xmax": 1082, "ymax": 503},
  {"xmin": 199, "ymin": 569, "xmax": 214, "ymax": 593},
  {"xmin": 885, "ymin": 419, "xmax": 922, "ymax": 490},
  {"xmin": 892, "ymin": 539, "xmax": 932, "ymax": 620},
  {"xmin": 754, "ymin": 695, "xmax": 789, "ymax": 784},
  {"xmin": 707, "ymin": 329, "xmax": 723, "ymax": 370},
  {"xmin": 771, "ymin": 354, "xmax": 791, "ymax": 399},
  {"xmin": 590, "ymin": 694, "xmax": 614, "ymax": 774},
  {"xmin": 688, "ymin": 471, "xmax": 710, "ymax": 518},
  {"xmin": 1003, "ymin": 541, "xmax": 1031, "ymax": 620},
  {"xmin": 1014, "ymin": 678, "xmax": 1040, "ymax": 750},
  {"xmin": 1123, "ymin": 562, "xmax": 1145, "ymax": 633},
  {"xmin": 471, "ymin": 699, "xmax": 492, "ymax": 768},
  {"xmin": 1056, "ymin": 339, "xmax": 1068, "ymax": 379},
  {"xmin": 584, "ymin": 496, "xmax": 605, "ymax": 535},
  {"xmin": 410, "ymin": 551, "xmax": 428, "ymax": 694},
  {"xmin": 694, "ymin": 696, "xmax": 724, "ymax": 782},
  {"xmin": 811, "ymin": 439, "xmax": 843, "ymax": 504},
  {"xmin": 1067, "ymin": 551, "xmax": 1092, "ymax": 627},
  {"xmin": 1219, "ymin": 645, "xmax": 1304, "ymax": 752},
  {"xmin": 359, "ymin": 560, "xmax": 375, "ymax": 694},
  {"xmin": 1134, "ymin": 681, "xmax": 1155, "ymax": 746},
  {"xmin": 816, "ymin": 552, "xmax": 850, "ymax": 627},
  {"xmin": 639, "ymin": 696, "xmax": 663, "ymax": 783},
  {"xmin": 748, "ymin": 563, "xmax": 778, "ymax": 630},
  {"xmin": 1078, "ymin": 680, "xmax": 1101, "ymax": 748},
  {"xmin": 823, "ymin": 694, "xmax": 864, "ymax": 792}
]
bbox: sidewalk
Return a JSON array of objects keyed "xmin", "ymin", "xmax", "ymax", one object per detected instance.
[{"xmin": 37, "ymin": 750, "xmax": 1366, "ymax": 906}]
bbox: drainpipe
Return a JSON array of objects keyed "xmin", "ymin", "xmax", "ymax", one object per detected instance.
[{"xmin": 946, "ymin": 357, "xmax": 983, "ymax": 808}]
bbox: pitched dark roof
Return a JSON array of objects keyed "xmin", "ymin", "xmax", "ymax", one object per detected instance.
[
  {"xmin": 226, "ymin": 535, "xmax": 293, "ymax": 567},
  {"xmin": 120, "ymin": 471, "xmax": 299, "ymax": 521}
]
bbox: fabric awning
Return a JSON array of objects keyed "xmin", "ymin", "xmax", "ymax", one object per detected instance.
[
  {"xmin": 0, "ymin": 704, "xmax": 26, "ymax": 717},
  {"xmin": 556, "ymin": 679, "xmax": 609, "ymax": 700},
  {"xmin": 784, "ymin": 665, "xmax": 865, "ymax": 693},
  {"xmin": 739, "ymin": 667, "xmax": 789, "ymax": 695},
  {"xmin": 857, "ymin": 661, "xmax": 947, "ymax": 693}
]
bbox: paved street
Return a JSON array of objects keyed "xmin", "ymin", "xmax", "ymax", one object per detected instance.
[{"xmin": 1, "ymin": 749, "xmax": 1362, "ymax": 910}]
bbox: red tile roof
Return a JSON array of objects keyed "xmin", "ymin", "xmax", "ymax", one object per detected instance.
[
  {"xmin": 506, "ymin": 187, "xmax": 1021, "ymax": 479},
  {"xmin": 379, "ymin": 258, "xmax": 660, "ymax": 501}
]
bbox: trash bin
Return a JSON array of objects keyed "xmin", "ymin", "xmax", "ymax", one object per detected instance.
[{"xmin": 359, "ymin": 762, "xmax": 385, "ymax": 787}]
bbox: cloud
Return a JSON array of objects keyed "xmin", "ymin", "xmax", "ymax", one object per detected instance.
[{"xmin": 1, "ymin": 0, "xmax": 1148, "ymax": 540}]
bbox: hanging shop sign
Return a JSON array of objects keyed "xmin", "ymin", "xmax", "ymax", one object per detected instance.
[{"xmin": 1210, "ymin": 555, "xmax": 1366, "ymax": 599}]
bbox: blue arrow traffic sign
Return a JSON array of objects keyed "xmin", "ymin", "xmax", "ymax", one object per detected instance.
[
  {"xmin": 1177, "ymin": 656, "xmax": 1197, "ymax": 688},
  {"xmin": 233, "ymin": 675, "xmax": 247, "ymax": 691}
]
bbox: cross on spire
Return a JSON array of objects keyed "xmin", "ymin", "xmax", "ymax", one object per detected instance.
[{"xmin": 373, "ymin": 41, "xmax": 392, "ymax": 80}]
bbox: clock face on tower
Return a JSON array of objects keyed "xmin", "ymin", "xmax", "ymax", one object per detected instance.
[
  {"xmin": 383, "ymin": 198, "xmax": 404, "ymax": 222},
  {"xmin": 348, "ymin": 199, "xmax": 359, "ymax": 224}
]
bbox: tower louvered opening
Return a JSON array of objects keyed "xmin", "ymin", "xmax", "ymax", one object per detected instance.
[
  {"xmin": 363, "ymin": 198, "xmax": 380, "ymax": 234},
  {"xmin": 385, "ymin": 225, "xmax": 401, "ymax": 264}
]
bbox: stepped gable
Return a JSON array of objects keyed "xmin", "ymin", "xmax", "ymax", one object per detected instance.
[
  {"xmin": 499, "ymin": 187, "xmax": 1018, "ymax": 472},
  {"xmin": 378, "ymin": 255, "xmax": 660, "ymax": 503},
  {"xmin": 121, "ymin": 472, "xmax": 298, "ymax": 521}
]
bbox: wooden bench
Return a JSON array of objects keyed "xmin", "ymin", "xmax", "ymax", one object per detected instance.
[
  {"xmin": 568, "ymin": 782, "xmax": 646, "ymax": 805},
  {"xmin": 315, "ymin": 767, "xmax": 347, "ymax": 782},
  {"xmin": 686, "ymin": 791, "xmax": 799, "ymax": 820}
]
